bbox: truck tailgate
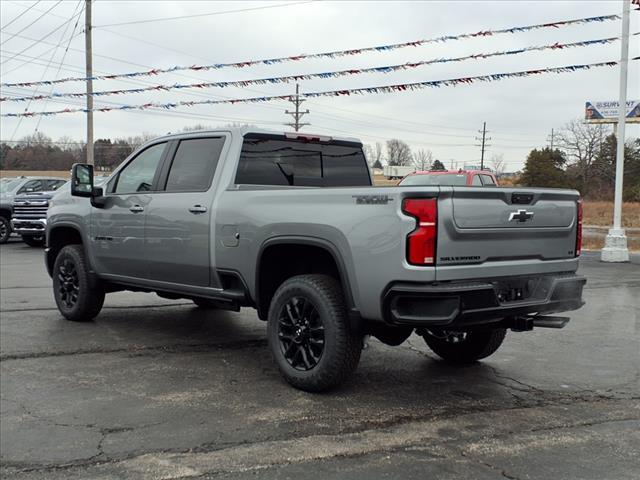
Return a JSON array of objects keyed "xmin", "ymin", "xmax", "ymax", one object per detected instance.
[{"xmin": 436, "ymin": 187, "xmax": 580, "ymax": 281}]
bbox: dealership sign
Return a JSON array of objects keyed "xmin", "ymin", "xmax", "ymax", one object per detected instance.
[{"xmin": 585, "ymin": 100, "xmax": 640, "ymax": 123}]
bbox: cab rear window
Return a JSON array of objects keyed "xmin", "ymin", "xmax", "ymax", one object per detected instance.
[{"xmin": 235, "ymin": 135, "xmax": 370, "ymax": 187}]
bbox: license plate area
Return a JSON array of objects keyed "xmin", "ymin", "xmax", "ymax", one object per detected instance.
[{"xmin": 492, "ymin": 276, "xmax": 552, "ymax": 304}]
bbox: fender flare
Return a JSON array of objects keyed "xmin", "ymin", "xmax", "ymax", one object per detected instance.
[{"xmin": 255, "ymin": 235, "xmax": 358, "ymax": 316}]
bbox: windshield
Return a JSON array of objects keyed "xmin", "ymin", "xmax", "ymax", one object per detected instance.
[
  {"xmin": 399, "ymin": 173, "xmax": 468, "ymax": 186},
  {"xmin": 0, "ymin": 179, "xmax": 22, "ymax": 194}
]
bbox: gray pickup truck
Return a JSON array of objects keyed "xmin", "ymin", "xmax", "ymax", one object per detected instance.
[{"xmin": 46, "ymin": 128, "xmax": 585, "ymax": 391}]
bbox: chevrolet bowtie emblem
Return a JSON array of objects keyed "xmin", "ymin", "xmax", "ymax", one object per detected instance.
[{"xmin": 509, "ymin": 209, "xmax": 534, "ymax": 222}]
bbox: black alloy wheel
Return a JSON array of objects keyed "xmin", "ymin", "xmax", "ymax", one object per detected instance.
[{"xmin": 277, "ymin": 296, "xmax": 325, "ymax": 371}]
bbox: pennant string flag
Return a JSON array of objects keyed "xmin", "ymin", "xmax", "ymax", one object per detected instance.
[
  {"xmin": 0, "ymin": 36, "xmax": 623, "ymax": 103},
  {"xmin": 3, "ymin": 60, "xmax": 634, "ymax": 119},
  {"xmin": 0, "ymin": 14, "xmax": 619, "ymax": 89}
]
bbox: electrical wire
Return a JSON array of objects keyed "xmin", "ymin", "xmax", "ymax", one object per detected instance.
[
  {"xmin": 0, "ymin": 8, "xmax": 83, "ymax": 66},
  {"xmin": 7, "ymin": 1, "xmax": 83, "ymax": 141},
  {"xmin": 34, "ymin": 0, "xmax": 84, "ymax": 133},
  {"xmin": 94, "ymin": 1, "xmax": 315, "ymax": 28},
  {"xmin": 0, "ymin": 0, "xmax": 42, "ymax": 32},
  {"xmin": 0, "ymin": 0, "xmax": 62, "ymax": 45}
]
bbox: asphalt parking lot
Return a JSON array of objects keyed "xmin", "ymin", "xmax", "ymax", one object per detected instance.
[{"xmin": 1, "ymin": 239, "xmax": 638, "ymax": 479}]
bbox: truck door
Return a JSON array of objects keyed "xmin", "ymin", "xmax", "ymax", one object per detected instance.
[
  {"xmin": 90, "ymin": 142, "xmax": 168, "ymax": 279},
  {"xmin": 144, "ymin": 136, "xmax": 226, "ymax": 287}
]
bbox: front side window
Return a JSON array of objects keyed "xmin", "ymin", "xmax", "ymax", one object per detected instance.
[
  {"xmin": 165, "ymin": 137, "xmax": 225, "ymax": 192},
  {"xmin": 235, "ymin": 136, "xmax": 370, "ymax": 187},
  {"xmin": 472, "ymin": 175, "xmax": 482, "ymax": 186},
  {"xmin": 114, "ymin": 143, "xmax": 166, "ymax": 194}
]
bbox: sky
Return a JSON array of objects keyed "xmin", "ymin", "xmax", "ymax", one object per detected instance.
[{"xmin": 1, "ymin": 0, "xmax": 639, "ymax": 172}]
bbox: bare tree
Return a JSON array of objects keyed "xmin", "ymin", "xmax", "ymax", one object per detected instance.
[
  {"xmin": 413, "ymin": 149, "xmax": 433, "ymax": 170},
  {"xmin": 557, "ymin": 120, "xmax": 606, "ymax": 196},
  {"xmin": 373, "ymin": 142, "xmax": 384, "ymax": 167},
  {"xmin": 386, "ymin": 139, "xmax": 413, "ymax": 166},
  {"xmin": 490, "ymin": 153, "xmax": 506, "ymax": 177}
]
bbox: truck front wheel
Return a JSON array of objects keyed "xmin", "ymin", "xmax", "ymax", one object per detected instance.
[
  {"xmin": 53, "ymin": 245, "xmax": 105, "ymax": 322},
  {"xmin": 267, "ymin": 274, "xmax": 362, "ymax": 392},
  {"xmin": 421, "ymin": 329, "xmax": 507, "ymax": 364}
]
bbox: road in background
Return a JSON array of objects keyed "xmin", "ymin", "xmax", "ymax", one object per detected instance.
[{"xmin": 1, "ymin": 239, "xmax": 638, "ymax": 479}]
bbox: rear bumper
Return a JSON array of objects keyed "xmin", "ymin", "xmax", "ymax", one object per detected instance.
[{"xmin": 382, "ymin": 273, "xmax": 586, "ymax": 327}]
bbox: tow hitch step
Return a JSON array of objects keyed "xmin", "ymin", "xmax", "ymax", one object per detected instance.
[{"xmin": 510, "ymin": 315, "xmax": 570, "ymax": 331}]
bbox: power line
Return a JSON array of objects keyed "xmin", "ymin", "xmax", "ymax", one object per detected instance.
[
  {"xmin": 0, "ymin": 9, "xmax": 82, "ymax": 66},
  {"xmin": 34, "ymin": 0, "xmax": 84, "ymax": 134},
  {"xmin": 8, "ymin": 1, "xmax": 83, "ymax": 142},
  {"xmin": 0, "ymin": 0, "xmax": 62, "ymax": 46},
  {"xmin": 0, "ymin": 0, "xmax": 42, "ymax": 32},
  {"xmin": 94, "ymin": 1, "xmax": 314, "ymax": 28},
  {"xmin": 0, "ymin": 30, "xmax": 83, "ymax": 76}
]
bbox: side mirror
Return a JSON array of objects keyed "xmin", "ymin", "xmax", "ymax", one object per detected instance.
[{"xmin": 71, "ymin": 163, "xmax": 94, "ymax": 197}]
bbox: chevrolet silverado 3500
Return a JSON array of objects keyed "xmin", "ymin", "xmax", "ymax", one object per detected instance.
[{"xmin": 46, "ymin": 128, "xmax": 585, "ymax": 391}]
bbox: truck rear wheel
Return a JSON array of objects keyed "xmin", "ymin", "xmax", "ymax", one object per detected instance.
[
  {"xmin": 21, "ymin": 235, "xmax": 45, "ymax": 247},
  {"xmin": 53, "ymin": 245, "xmax": 105, "ymax": 322},
  {"xmin": 267, "ymin": 274, "xmax": 362, "ymax": 392},
  {"xmin": 421, "ymin": 329, "xmax": 507, "ymax": 364},
  {"xmin": 0, "ymin": 216, "xmax": 11, "ymax": 244}
]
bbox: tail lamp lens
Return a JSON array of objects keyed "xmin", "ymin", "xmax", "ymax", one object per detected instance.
[
  {"xmin": 575, "ymin": 198, "xmax": 583, "ymax": 257},
  {"xmin": 402, "ymin": 198, "xmax": 437, "ymax": 265}
]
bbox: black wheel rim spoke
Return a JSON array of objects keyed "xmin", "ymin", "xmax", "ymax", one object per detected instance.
[
  {"xmin": 278, "ymin": 296, "xmax": 325, "ymax": 371},
  {"xmin": 57, "ymin": 259, "xmax": 80, "ymax": 309}
]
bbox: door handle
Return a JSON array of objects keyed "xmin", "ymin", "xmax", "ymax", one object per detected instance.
[
  {"xmin": 188, "ymin": 205, "xmax": 208, "ymax": 214},
  {"xmin": 129, "ymin": 205, "xmax": 144, "ymax": 213}
]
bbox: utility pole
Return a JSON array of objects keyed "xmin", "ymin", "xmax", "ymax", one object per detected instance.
[
  {"xmin": 284, "ymin": 83, "xmax": 309, "ymax": 132},
  {"xmin": 475, "ymin": 122, "xmax": 491, "ymax": 169},
  {"xmin": 602, "ymin": 0, "xmax": 630, "ymax": 262},
  {"xmin": 85, "ymin": 0, "xmax": 94, "ymax": 165},
  {"xmin": 547, "ymin": 128, "xmax": 555, "ymax": 150}
]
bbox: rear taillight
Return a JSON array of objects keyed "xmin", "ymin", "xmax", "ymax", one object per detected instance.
[
  {"xmin": 575, "ymin": 198, "xmax": 583, "ymax": 257},
  {"xmin": 402, "ymin": 198, "xmax": 437, "ymax": 265}
]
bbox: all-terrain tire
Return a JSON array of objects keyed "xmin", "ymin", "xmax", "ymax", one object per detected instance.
[
  {"xmin": 267, "ymin": 274, "xmax": 362, "ymax": 392},
  {"xmin": 53, "ymin": 244, "xmax": 105, "ymax": 322},
  {"xmin": 21, "ymin": 235, "xmax": 45, "ymax": 247},
  {"xmin": 0, "ymin": 216, "xmax": 11, "ymax": 244},
  {"xmin": 422, "ymin": 329, "xmax": 507, "ymax": 364}
]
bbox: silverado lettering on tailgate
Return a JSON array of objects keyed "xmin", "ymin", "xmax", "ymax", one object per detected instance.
[{"xmin": 440, "ymin": 255, "xmax": 481, "ymax": 263}]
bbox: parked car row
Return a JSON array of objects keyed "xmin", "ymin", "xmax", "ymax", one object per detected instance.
[{"xmin": 0, "ymin": 176, "xmax": 67, "ymax": 245}]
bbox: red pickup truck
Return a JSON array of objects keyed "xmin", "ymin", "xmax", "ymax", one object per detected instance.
[{"xmin": 399, "ymin": 169, "xmax": 499, "ymax": 187}]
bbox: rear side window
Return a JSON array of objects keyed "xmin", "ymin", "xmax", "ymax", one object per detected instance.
[
  {"xmin": 235, "ymin": 136, "xmax": 370, "ymax": 187},
  {"xmin": 46, "ymin": 180, "xmax": 65, "ymax": 191},
  {"xmin": 481, "ymin": 174, "xmax": 497, "ymax": 186},
  {"xmin": 165, "ymin": 137, "xmax": 225, "ymax": 192}
]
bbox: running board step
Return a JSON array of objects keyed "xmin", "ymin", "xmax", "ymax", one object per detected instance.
[
  {"xmin": 532, "ymin": 316, "xmax": 570, "ymax": 329},
  {"xmin": 510, "ymin": 315, "xmax": 570, "ymax": 331}
]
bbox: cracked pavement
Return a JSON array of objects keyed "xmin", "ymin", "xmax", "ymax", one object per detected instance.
[{"xmin": 1, "ymin": 240, "xmax": 638, "ymax": 479}]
